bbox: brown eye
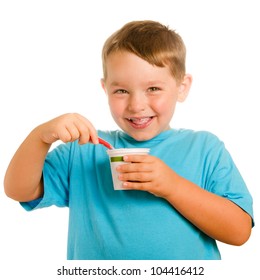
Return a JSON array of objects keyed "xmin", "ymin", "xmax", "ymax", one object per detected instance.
[
  {"xmin": 115, "ymin": 89, "xmax": 128, "ymax": 94},
  {"xmin": 148, "ymin": 87, "xmax": 160, "ymax": 92}
]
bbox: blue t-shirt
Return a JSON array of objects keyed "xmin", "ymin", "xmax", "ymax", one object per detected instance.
[{"xmin": 21, "ymin": 129, "xmax": 254, "ymax": 260}]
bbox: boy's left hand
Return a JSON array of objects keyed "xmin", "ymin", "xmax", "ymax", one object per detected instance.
[{"xmin": 116, "ymin": 154, "xmax": 177, "ymax": 198}]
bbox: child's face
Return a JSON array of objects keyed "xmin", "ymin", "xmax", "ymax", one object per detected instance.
[{"xmin": 102, "ymin": 51, "xmax": 191, "ymax": 141}]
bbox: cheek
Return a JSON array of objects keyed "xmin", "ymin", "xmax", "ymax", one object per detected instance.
[
  {"xmin": 152, "ymin": 96, "xmax": 177, "ymax": 115},
  {"xmin": 108, "ymin": 98, "xmax": 124, "ymax": 118}
]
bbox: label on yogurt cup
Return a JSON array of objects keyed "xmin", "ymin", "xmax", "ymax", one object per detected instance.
[{"xmin": 110, "ymin": 156, "xmax": 124, "ymax": 162}]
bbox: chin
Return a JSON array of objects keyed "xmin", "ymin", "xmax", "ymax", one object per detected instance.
[{"xmin": 128, "ymin": 131, "xmax": 156, "ymax": 142}]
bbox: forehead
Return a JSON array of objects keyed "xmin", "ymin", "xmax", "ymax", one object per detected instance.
[{"xmin": 105, "ymin": 51, "xmax": 172, "ymax": 79}]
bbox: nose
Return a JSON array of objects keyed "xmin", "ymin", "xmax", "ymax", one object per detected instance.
[{"xmin": 127, "ymin": 92, "xmax": 147, "ymax": 113}]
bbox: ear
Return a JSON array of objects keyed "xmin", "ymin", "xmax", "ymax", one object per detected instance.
[
  {"xmin": 100, "ymin": 78, "xmax": 107, "ymax": 93},
  {"xmin": 177, "ymin": 74, "xmax": 192, "ymax": 103}
]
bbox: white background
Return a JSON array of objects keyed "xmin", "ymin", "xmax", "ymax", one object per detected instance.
[{"xmin": 0, "ymin": 0, "xmax": 259, "ymax": 279}]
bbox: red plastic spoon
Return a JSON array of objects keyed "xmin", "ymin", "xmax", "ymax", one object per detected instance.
[{"xmin": 98, "ymin": 137, "xmax": 114, "ymax": 149}]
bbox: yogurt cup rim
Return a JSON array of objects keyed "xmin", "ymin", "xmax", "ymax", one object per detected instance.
[{"xmin": 107, "ymin": 148, "xmax": 150, "ymax": 156}]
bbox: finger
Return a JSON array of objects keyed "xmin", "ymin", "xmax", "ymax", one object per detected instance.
[
  {"xmin": 122, "ymin": 181, "xmax": 152, "ymax": 191},
  {"xmin": 116, "ymin": 162, "xmax": 152, "ymax": 173},
  {"xmin": 123, "ymin": 154, "xmax": 153, "ymax": 163},
  {"xmin": 118, "ymin": 171, "xmax": 151, "ymax": 183},
  {"xmin": 55, "ymin": 125, "xmax": 78, "ymax": 143},
  {"xmin": 75, "ymin": 114, "xmax": 98, "ymax": 144},
  {"xmin": 64, "ymin": 124, "xmax": 81, "ymax": 142},
  {"xmin": 72, "ymin": 120, "xmax": 91, "ymax": 144},
  {"xmin": 69, "ymin": 114, "xmax": 97, "ymax": 145}
]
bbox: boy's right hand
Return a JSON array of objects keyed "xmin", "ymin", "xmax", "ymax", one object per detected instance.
[
  {"xmin": 4, "ymin": 112, "xmax": 98, "ymax": 202},
  {"xmin": 38, "ymin": 113, "xmax": 99, "ymax": 145}
]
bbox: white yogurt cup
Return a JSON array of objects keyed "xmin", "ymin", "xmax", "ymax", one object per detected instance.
[{"xmin": 107, "ymin": 148, "xmax": 150, "ymax": 190}]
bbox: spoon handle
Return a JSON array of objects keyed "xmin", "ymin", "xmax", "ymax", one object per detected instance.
[{"xmin": 98, "ymin": 137, "xmax": 114, "ymax": 149}]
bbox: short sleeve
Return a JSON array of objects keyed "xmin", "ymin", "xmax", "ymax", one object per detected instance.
[
  {"xmin": 20, "ymin": 143, "xmax": 72, "ymax": 211},
  {"xmin": 206, "ymin": 139, "xmax": 254, "ymax": 224}
]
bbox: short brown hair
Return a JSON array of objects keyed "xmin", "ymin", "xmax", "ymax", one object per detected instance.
[{"xmin": 102, "ymin": 20, "xmax": 186, "ymax": 83}]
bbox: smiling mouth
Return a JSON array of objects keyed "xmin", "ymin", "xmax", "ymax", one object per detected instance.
[{"xmin": 126, "ymin": 117, "xmax": 154, "ymax": 128}]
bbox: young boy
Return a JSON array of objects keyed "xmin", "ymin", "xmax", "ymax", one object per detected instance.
[{"xmin": 4, "ymin": 20, "xmax": 254, "ymax": 260}]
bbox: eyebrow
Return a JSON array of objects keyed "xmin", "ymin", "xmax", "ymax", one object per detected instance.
[
  {"xmin": 110, "ymin": 81, "xmax": 121, "ymax": 86},
  {"xmin": 146, "ymin": 80, "xmax": 166, "ymax": 85},
  {"xmin": 109, "ymin": 80, "xmax": 166, "ymax": 87}
]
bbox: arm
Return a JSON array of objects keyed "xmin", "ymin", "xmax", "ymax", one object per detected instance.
[
  {"xmin": 165, "ymin": 174, "xmax": 252, "ymax": 246},
  {"xmin": 117, "ymin": 155, "xmax": 252, "ymax": 246},
  {"xmin": 4, "ymin": 113, "xmax": 98, "ymax": 202}
]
